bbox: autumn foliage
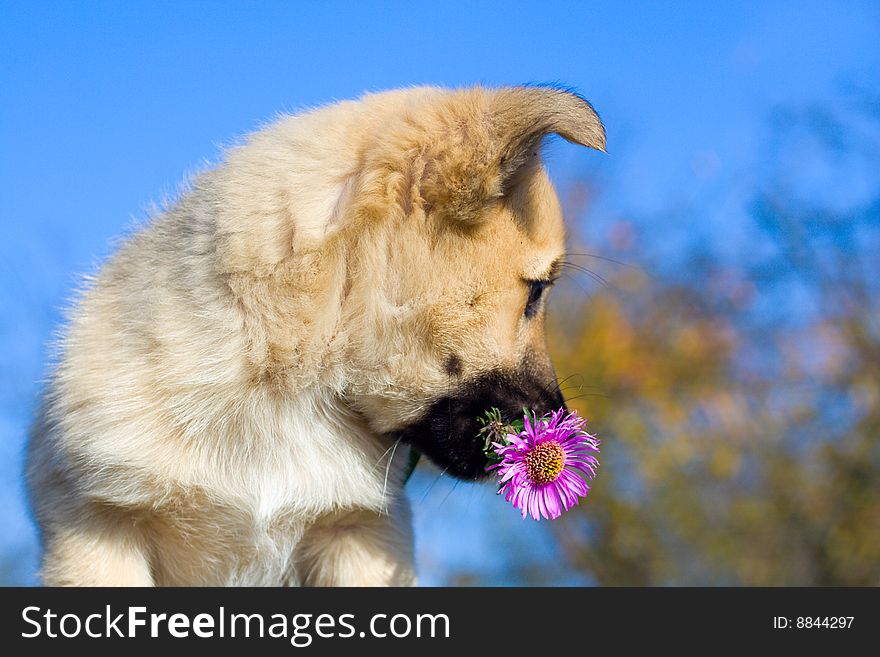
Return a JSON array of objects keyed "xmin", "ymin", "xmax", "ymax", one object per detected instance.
[{"xmin": 545, "ymin": 99, "xmax": 880, "ymax": 585}]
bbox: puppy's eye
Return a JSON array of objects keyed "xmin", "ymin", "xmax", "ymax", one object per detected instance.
[{"xmin": 524, "ymin": 280, "xmax": 549, "ymax": 319}]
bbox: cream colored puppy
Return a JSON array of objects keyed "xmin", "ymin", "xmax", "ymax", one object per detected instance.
[{"xmin": 26, "ymin": 85, "xmax": 605, "ymax": 586}]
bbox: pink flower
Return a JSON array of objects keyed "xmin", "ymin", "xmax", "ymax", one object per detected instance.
[{"xmin": 490, "ymin": 409, "xmax": 600, "ymax": 520}]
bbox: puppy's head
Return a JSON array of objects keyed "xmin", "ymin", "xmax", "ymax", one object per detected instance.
[
  {"xmin": 336, "ymin": 86, "xmax": 605, "ymax": 480},
  {"xmin": 219, "ymin": 85, "xmax": 605, "ymax": 480}
]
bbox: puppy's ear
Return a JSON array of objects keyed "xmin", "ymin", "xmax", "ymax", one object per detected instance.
[
  {"xmin": 492, "ymin": 85, "xmax": 606, "ymax": 184},
  {"xmin": 419, "ymin": 85, "xmax": 605, "ymax": 226}
]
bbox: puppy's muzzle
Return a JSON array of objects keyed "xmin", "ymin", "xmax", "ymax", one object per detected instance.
[{"xmin": 389, "ymin": 368, "xmax": 566, "ymax": 481}]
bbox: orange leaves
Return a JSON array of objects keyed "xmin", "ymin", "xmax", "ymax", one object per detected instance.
[{"xmin": 541, "ymin": 241, "xmax": 879, "ymax": 584}]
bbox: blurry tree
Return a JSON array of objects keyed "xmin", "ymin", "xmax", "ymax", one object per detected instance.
[{"xmin": 546, "ymin": 92, "xmax": 880, "ymax": 585}]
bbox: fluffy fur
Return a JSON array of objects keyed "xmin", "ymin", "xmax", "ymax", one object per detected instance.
[{"xmin": 26, "ymin": 85, "xmax": 605, "ymax": 586}]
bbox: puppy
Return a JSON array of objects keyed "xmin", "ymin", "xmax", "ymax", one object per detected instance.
[{"xmin": 26, "ymin": 85, "xmax": 605, "ymax": 586}]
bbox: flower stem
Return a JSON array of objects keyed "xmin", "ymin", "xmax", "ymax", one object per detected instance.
[{"xmin": 478, "ymin": 407, "xmax": 526, "ymax": 465}]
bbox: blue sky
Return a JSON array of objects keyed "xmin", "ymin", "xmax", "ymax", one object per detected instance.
[{"xmin": 1, "ymin": 1, "xmax": 878, "ymax": 584}]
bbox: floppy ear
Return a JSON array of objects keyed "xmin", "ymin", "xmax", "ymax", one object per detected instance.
[
  {"xmin": 492, "ymin": 85, "xmax": 606, "ymax": 182},
  {"xmin": 419, "ymin": 85, "xmax": 606, "ymax": 225}
]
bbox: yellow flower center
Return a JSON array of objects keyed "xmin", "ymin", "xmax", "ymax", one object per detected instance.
[{"xmin": 525, "ymin": 441, "xmax": 565, "ymax": 485}]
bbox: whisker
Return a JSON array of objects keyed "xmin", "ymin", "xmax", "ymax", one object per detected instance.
[
  {"xmin": 419, "ymin": 466, "xmax": 449, "ymax": 504},
  {"xmin": 553, "ymin": 373, "xmax": 583, "ymax": 392},
  {"xmin": 539, "ymin": 375, "xmax": 576, "ymax": 404},
  {"xmin": 381, "ymin": 438, "xmax": 402, "ymax": 515},
  {"xmin": 563, "ymin": 392, "xmax": 610, "ymax": 402},
  {"xmin": 439, "ymin": 479, "xmax": 460, "ymax": 509},
  {"xmin": 555, "ymin": 270, "xmax": 596, "ymax": 299},
  {"xmin": 566, "ymin": 252, "xmax": 640, "ymax": 269},
  {"xmin": 371, "ymin": 440, "xmax": 402, "ymax": 474},
  {"xmin": 559, "ymin": 383, "xmax": 605, "ymax": 393},
  {"xmin": 540, "ymin": 373, "xmax": 602, "ymax": 403},
  {"xmin": 561, "ymin": 261, "xmax": 615, "ymax": 290}
]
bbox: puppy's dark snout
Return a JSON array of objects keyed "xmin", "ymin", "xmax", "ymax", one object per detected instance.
[{"xmin": 388, "ymin": 363, "xmax": 569, "ymax": 481}]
